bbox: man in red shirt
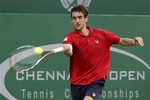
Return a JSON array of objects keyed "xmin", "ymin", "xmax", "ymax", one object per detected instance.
[{"xmin": 62, "ymin": 5, "xmax": 144, "ymax": 100}]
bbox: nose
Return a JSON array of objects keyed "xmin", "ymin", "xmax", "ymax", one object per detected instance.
[{"xmin": 76, "ymin": 18, "xmax": 80, "ymax": 23}]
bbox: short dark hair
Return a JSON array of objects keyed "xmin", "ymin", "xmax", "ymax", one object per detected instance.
[{"xmin": 71, "ymin": 4, "xmax": 88, "ymax": 17}]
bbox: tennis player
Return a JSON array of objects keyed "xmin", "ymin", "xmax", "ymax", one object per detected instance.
[{"xmin": 62, "ymin": 5, "xmax": 144, "ymax": 100}]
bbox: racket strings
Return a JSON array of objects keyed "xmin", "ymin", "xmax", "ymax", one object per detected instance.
[{"xmin": 9, "ymin": 45, "xmax": 54, "ymax": 72}]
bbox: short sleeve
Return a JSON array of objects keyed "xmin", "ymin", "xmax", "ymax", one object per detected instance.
[
  {"xmin": 103, "ymin": 30, "xmax": 120, "ymax": 45},
  {"xmin": 63, "ymin": 33, "xmax": 73, "ymax": 45}
]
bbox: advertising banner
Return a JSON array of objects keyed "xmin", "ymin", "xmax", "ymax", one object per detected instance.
[{"xmin": 0, "ymin": 14, "xmax": 150, "ymax": 100}]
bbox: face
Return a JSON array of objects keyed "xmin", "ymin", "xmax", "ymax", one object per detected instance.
[{"xmin": 71, "ymin": 12, "xmax": 88, "ymax": 31}]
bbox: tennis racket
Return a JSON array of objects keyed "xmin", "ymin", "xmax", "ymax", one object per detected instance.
[{"xmin": 9, "ymin": 45, "xmax": 64, "ymax": 72}]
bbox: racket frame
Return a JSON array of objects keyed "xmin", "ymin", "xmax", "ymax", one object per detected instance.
[{"xmin": 9, "ymin": 46, "xmax": 64, "ymax": 72}]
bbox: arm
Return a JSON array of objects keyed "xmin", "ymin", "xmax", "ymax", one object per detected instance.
[{"xmin": 119, "ymin": 37, "xmax": 144, "ymax": 47}]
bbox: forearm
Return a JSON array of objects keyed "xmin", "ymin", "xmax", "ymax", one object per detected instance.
[
  {"xmin": 119, "ymin": 38, "xmax": 136, "ymax": 46},
  {"xmin": 119, "ymin": 37, "xmax": 144, "ymax": 47}
]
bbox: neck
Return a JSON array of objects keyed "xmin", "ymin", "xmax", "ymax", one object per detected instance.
[{"xmin": 80, "ymin": 26, "xmax": 89, "ymax": 36}]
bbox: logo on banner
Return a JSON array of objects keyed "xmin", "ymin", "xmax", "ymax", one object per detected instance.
[{"xmin": 60, "ymin": 0, "xmax": 92, "ymax": 12}]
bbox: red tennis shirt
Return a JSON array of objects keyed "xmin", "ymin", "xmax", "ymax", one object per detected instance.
[{"xmin": 63, "ymin": 26, "xmax": 120, "ymax": 85}]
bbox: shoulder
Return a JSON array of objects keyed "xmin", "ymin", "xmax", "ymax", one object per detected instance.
[
  {"xmin": 91, "ymin": 28, "xmax": 111, "ymax": 37},
  {"xmin": 63, "ymin": 31, "xmax": 78, "ymax": 43},
  {"xmin": 93, "ymin": 28, "xmax": 116, "ymax": 36},
  {"xmin": 66, "ymin": 30, "xmax": 77, "ymax": 37},
  {"xmin": 92, "ymin": 28, "xmax": 110, "ymax": 33}
]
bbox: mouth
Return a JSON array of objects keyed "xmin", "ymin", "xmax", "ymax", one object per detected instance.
[{"xmin": 76, "ymin": 24, "xmax": 80, "ymax": 27}]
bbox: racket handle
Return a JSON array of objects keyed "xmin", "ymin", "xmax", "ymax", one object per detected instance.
[{"xmin": 53, "ymin": 47, "xmax": 64, "ymax": 53}]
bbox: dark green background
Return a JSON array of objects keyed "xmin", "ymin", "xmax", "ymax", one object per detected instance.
[
  {"xmin": 1, "ymin": 13, "xmax": 150, "ymax": 100},
  {"xmin": 0, "ymin": 0, "xmax": 150, "ymax": 100}
]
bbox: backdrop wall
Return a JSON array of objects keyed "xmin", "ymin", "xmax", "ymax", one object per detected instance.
[
  {"xmin": 0, "ymin": 13, "xmax": 150, "ymax": 100},
  {"xmin": 0, "ymin": 0, "xmax": 150, "ymax": 100}
]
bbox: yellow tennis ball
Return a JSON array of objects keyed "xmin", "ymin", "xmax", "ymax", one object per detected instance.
[{"xmin": 34, "ymin": 47, "xmax": 43, "ymax": 55}]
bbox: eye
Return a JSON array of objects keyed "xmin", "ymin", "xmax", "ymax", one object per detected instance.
[
  {"xmin": 78, "ymin": 16, "xmax": 83, "ymax": 19},
  {"xmin": 72, "ymin": 17, "xmax": 76, "ymax": 20}
]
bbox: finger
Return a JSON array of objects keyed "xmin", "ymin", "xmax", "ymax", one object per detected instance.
[
  {"xmin": 134, "ymin": 37, "xmax": 144, "ymax": 47},
  {"xmin": 138, "ymin": 37, "xmax": 144, "ymax": 47}
]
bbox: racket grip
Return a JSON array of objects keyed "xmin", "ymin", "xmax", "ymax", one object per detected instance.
[{"xmin": 53, "ymin": 47, "xmax": 64, "ymax": 53}]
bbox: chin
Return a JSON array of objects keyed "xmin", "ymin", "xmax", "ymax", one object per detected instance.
[
  {"xmin": 75, "ymin": 27, "xmax": 82, "ymax": 31},
  {"xmin": 76, "ymin": 28, "xmax": 81, "ymax": 31}
]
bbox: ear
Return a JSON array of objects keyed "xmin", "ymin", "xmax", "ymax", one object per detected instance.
[{"xmin": 85, "ymin": 16, "xmax": 88, "ymax": 22}]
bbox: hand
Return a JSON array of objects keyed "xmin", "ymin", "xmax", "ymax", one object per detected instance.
[
  {"xmin": 133, "ymin": 37, "xmax": 144, "ymax": 47},
  {"xmin": 63, "ymin": 44, "xmax": 73, "ymax": 56}
]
